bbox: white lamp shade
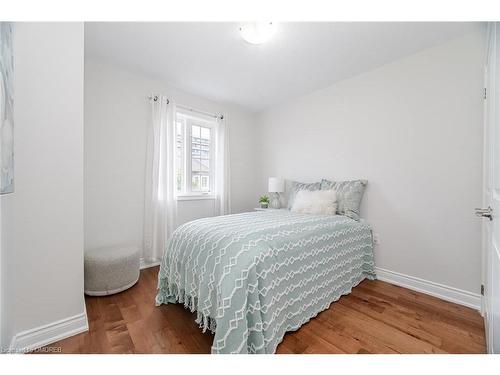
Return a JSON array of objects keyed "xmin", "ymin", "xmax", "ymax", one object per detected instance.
[{"xmin": 268, "ymin": 177, "xmax": 284, "ymax": 193}]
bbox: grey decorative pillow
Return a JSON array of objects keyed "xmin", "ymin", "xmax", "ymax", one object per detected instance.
[
  {"xmin": 320, "ymin": 179, "xmax": 367, "ymax": 220},
  {"xmin": 286, "ymin": 180, "xmax": 321, "ymax": 209}
]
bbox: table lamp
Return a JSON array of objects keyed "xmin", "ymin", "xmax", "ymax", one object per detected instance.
[{"xmin": 268, "ymin": 177, "xmax": 285, "ymax": 209}]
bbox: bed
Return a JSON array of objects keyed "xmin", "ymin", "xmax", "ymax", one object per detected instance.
[{"xmin": 155, "ymin": 209, "xmax": 375, "ymax": 354}]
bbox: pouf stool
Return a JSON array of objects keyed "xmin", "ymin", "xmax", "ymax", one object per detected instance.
[{"xmin": 84, "ymin": 245, "xmax": 140, "ymax": 296}]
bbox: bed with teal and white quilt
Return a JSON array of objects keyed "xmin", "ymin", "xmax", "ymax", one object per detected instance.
[{"xmin": 155, "ymin": 210, "xmax": 375, "ymax": 354}]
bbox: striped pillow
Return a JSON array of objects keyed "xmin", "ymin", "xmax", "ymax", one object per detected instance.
[{"xmin": 320, "ymin": 179, "xmax": 367, "ymax": 220}]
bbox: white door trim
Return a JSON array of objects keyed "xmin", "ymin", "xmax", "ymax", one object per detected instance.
[{"xmin": 482, "ymin": 22, "xmax": 500, "ymax": 354}]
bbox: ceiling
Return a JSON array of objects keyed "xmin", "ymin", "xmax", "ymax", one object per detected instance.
[{"xmin": 84, "ymin": 22, "xmax": 484, "ymax": 112}]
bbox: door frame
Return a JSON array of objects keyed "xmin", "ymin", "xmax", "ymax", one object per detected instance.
[{"xmin": 482, "ymin": 21, "xmax": 497, "ymax": 354}]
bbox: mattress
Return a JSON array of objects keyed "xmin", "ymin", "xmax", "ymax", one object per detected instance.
[{"xmin": 156, "ymin": 210, "xmax": 375, "ymax": 353}]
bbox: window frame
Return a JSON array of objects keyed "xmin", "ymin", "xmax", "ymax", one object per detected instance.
[{"xmin": 175, "ymin": 110, "xmax": 216, "ymax": 200}]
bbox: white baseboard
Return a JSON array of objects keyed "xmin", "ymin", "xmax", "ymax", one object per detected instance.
[
  {"xmin": 9, "ymin": 311, "xmax": 88, "ymax": 353},
  {"xmin": 140, "ymin": 257, "xmax": 161, "ymax": 270},
  {"xmin": 375, "ymin": 267, "xmax": 481, "ymax": 311}
]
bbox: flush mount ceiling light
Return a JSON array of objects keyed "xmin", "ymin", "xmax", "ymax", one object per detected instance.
[{"xmin": 239, "ymin": 22, "xmax": 275, "ymax": 45}]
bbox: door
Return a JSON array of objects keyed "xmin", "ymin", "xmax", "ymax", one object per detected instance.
[{"xmin": 481, "ymin": 22, "xmax": 500, "ymax": 354}]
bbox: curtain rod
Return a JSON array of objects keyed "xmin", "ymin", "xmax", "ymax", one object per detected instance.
[
  {"xmin": 147, "ymin": 95, "xmax": 223, "ymax": 120},
  {"xmin": 147, "ymin": 95, "xmax": 169, "ymax": 104},
  {"xmin": 177, "ymin": 104, "xmax": 222, "ymax": 120}
]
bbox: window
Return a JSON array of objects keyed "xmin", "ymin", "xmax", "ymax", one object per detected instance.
[{"xmin": 175, "ymin": 111, "xmax": 215, "ymax": 196}]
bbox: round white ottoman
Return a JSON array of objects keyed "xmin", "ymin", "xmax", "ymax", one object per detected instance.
[{"xmin": 84, "ymin": 245, "xmax": 140, "ymax": 296}]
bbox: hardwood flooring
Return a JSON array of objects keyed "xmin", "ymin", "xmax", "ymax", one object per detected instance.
[{"xmin": 44, "ymin": 266, "xmax": 486, "ymax": 354}]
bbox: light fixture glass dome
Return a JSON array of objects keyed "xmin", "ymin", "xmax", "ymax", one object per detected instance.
[{"xmin": 239, "ymin": 22, "xmax": 275, "ymax": 45}]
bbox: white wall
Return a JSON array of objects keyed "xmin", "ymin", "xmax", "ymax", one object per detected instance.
[
  {"xmin": 1, "ymin": 22, "xmax": 85, "ymax": 347},
  {"xmin": 256, "ymin": 31, "xmax": 485, "ymax": 295},
  {"xmin": 84, "ymin": 59, "xmax": 258, "ymax": 253}
]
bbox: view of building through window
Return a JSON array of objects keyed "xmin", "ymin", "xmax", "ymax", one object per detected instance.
[
  {"xmin": 191, "ymin": 125, "xmax": 211, "ymax": 191},
  {"xmin": 175, "ymin": 112, "xmax": 214, "ymax": 195}
]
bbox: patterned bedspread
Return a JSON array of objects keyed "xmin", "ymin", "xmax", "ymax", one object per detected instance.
[{"xmin": 155, "ymin": 210, "xmax": 375, "ymax": 354}]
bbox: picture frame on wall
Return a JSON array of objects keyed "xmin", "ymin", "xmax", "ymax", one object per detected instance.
[{"xmin": 0, "ymin": 22, "xmax": 14, "ymax": 194}]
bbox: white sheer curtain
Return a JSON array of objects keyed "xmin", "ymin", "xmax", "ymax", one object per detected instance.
[
  {"xmin": 215, "ymin": 114, "xmax": 231, "ymax": 215},
  {"xmin": 143, "ymin": 95, "xmax": 177, "ymax": 263}
]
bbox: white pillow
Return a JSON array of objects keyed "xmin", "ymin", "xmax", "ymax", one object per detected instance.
[{"xmin": 291, "ymin": 189, "xmax": 337, "ymax": 215}]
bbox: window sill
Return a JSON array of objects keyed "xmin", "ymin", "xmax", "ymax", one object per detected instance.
[{"xmin": 176, "ymin": 194, "xmax": 217, "ymax": 201}]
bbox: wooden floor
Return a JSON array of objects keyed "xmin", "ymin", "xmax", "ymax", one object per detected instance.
[{"xmin": 45, "ymin": 266, "xmax": 486, "ymax": 354}]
